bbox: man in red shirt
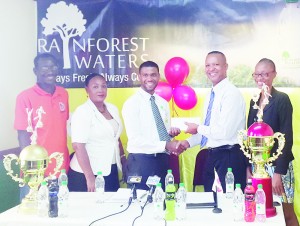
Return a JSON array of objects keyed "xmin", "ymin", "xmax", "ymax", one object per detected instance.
[{"xmin": 14, "ymin": 53, "xmax": 69, "ymax": 199}]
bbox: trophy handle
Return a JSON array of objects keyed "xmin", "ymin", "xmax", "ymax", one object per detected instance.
[
  {"xmin": 3, "ymin": 154, "xmax": 25, "ymax": 186},
  {"xmin": 47, "ymin": 152, "xmax": 64, "ymax": 177},
  {"xmin": 267, "ymin": 132, "xmax": 285, "ymax": 165},
  {"xmin": 238, "ymin": 130, "xmax": 252, "ymax": 162}
]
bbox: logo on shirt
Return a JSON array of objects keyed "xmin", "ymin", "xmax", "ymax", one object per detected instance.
[{"xmin": 59, "ymin": 102, "xmax": 66, "ymax": 112}]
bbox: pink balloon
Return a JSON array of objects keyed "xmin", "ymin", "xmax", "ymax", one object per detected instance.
[
  {"xmin": 164, "ymin": 57, "xmax": 190, "ymax": 88},
  {"xmin": 155, "ymin": 81, "xmax": 173, "ymax": 102},
  {"xmin": 173, "ymin": 85, "xmax": 197, "ymax": 110}
]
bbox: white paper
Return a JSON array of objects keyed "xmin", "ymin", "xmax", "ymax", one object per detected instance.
[{"xmin": 171, "ymin": 117, "xmax": 201, "ymax": 132}]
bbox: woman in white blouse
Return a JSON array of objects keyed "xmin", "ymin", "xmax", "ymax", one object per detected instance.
[{"xmin": 68, "ymin": 73, "xmax": 126, "ymax": 192}]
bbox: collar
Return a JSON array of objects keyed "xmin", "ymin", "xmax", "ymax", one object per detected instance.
[
  {"xmin": 211, "ymin": 77, "xmax": 228, "ymax": 93},
  {"xmin": 138, "ymin": 87, "xmax": 158, "ymax": 101},
  {"xmin": 32, "ymin": 84, "xmax": 58, "ymax": 96}
]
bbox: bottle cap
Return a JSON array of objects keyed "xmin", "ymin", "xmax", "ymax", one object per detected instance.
[
  {"xmin": 258, "ymin": 184, "xmax": 263, "ymax": 189},
  {"xmin": 61, "ymin": 181, "xmax": 68, "ymax": 186},
  {"xmin": 167, "ymin": 169, "xmax": 172, "ymax": 173},
  {"xmin": 227, "ymin": 167, "xmax": 232, "ymax": 172},
  {"xmin": 157, "ymin": 182, "xmax": 162, "ymax": 187},
  {"xmin": 97, "ymin": 171, "xmax": 103, "ymax": 176},
  {"xmin": 235, "ymin": 183, "xmax": 241, "ymax": 189},
  {"xmin": 61, "ymin": 169, "xmax": 66, "ymax": 173},
  {"xmin": 41, "ymin": 181, "xmax": 47, "ymax": 186},
  {"xmin": 179, "ymin": 182, "xmax": 184, "ymax": 187}
]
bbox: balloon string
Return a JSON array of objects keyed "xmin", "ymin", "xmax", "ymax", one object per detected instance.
[{"xmin": 171, "ymin": 97, "xmax": 179, "ymax": 117}]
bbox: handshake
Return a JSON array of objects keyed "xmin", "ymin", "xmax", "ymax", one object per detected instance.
[
  {"xmin": 165, "ymin": 122, "xmax": 199, "ymax": 156},
  {"xmin": 166, "ymin": 140, "xmax": 190, "ymax": 156}
]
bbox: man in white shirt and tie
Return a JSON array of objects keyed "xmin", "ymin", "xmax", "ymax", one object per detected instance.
[
  {"xmin": 122, "ymin": 61, "xmax": 183, "ymax": 190},
  {"xmin": 178, "ymin": 51, "xmax": 250, "ymax": 191}
]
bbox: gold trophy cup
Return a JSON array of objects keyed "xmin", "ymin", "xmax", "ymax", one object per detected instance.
[
  {"xmin": 238, "ymin": 85, "xmax": 285, "ymax": 217},
  {"xmin": 3, "ymin": 106, "xmax": 63, "ymax": 214},
  {"xmin": 3, "ymin": 145, "xmax": 63, "ymax": 214}
]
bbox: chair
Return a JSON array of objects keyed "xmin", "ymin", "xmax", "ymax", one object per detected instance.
[
  {"xmin": 169, "ymin": 154, "xmax": 180, "ymax": 185},
  {"xmin": 193, "ymin": 149, "xmax": 208, "ymax": 191}
]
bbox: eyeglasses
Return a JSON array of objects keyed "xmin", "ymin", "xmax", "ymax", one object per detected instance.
[{"xmin": 252, "ymin": 71, "xmax": 274, "ymax": 79}]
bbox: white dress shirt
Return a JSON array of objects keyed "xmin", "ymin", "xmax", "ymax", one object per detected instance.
[
  {"xmin": 188, "ymin": 78, "xmax": 246, "ymax": 148},
  {"xmin": 122, "ymin": 88, "xmax": 171, "ymax": 154},
  {"xmin": 70, "ymin": 99, "xmax": 123, "ymax": 176}
]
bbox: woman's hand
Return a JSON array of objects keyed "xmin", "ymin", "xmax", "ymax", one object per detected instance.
[{"xmin": 86, "ymin": 174, "xmax": 96, "ymax": 192}]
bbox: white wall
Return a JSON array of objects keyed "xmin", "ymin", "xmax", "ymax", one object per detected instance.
[{"xmin": 0, "ymin": 0, "xmax": 36, "ymax": 150}]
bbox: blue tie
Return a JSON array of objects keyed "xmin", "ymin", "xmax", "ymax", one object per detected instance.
[
  {"xmin": 200, "ymin": 90, "xmax": 215, "ymax": 147},
  {"xmin": 150, "ymin": 96, "xmax": 171, "ymax": 142}
]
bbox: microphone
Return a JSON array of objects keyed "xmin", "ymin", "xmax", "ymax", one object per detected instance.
[
  {"xmin": 146, "ymin": 175, "xmax": 161, "ymax": 203},
  {"xmin": 127, "ymin": 176, "xmax": 142, "ymax": 202}
]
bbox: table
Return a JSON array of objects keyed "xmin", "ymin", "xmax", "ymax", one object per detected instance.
[{"xmin": 0, "ymin": 190, "xmax": 285, "ymax": 226}]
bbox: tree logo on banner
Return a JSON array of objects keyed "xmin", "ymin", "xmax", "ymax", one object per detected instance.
[
  {"xmin": 41, "ymin": 1, "xmax": 86, "ymax": 69},
  {"xmin": 155, "ymin": 57, "xmax": 197, "ymax": 114}
]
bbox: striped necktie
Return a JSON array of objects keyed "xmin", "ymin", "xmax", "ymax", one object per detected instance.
[
  {"xmin": 150, "ymin": 96, "xmax": 171, "ymax": 141},
  {"xmin": 200, "ymin": 90, "xmax": 215, "ymax": 147}
]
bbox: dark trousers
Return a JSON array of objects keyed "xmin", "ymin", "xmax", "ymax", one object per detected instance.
[
  {"xmin": 68, "ymin": 164, "xmax": 120, "ymax": 192},
  {"xmin": 203, "ymin": 144, "xmax": 248, "ymax": 192},
  {"xmin": 126, "ymin": 153, "xmax": 169, "ymax": 191}
]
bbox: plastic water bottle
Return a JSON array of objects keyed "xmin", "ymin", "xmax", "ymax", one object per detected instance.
[
  {"xmin": 95, "ymin": 171, "xmax": 105, "ymax": 203},
  {"xmin": 58, "ymin": 181, "xmax": 69, "ymax": 217},
  {"xmin": 225, "ymin": 167, "xmax": 234, "ymax": 199},
  {"xmin": 233, "ymin": 183, "xmax": 244, "ymax": 222},
  {"xmin": 153, "ymin": 183, "xmax": 165, "ymax": 220},
  {"xmin": 165, "ymin": 183, "xmax": 176, "ymax": 221},
  {"xmin": 176, "ymin": 183, "xmax": 187, "ymax": 220},
  {"xmin": 165, "ymin": 169, "xmax": 174, "ymax": 189},
  {"xmin": 37, "ymin": 181, "xmax": 48, "ymax": 217},
  {"xmin": 48, "ymin": 177, "xmax": 59, "ymax": 218},
  {"xmin": 244, "ymin": 179, "xmax": 256, "ymax": 222},
  {"xmin": 58, "ymin": 169, "xmax": 68, "ymax": 187},
  {"xmin": 255, "ymin": 184, "xmax": 266, "ymax": 223}
]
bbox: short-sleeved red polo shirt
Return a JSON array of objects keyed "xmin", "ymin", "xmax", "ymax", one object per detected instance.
[{"xmin": 14, "ymin": 84, "xmax": 69, "ymax": 176}]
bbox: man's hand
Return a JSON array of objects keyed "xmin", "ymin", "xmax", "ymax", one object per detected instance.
[
  {"xmin": 168, "ymin": 127, "xmax": 181, "ymax": 137},
  {"xmin": 185, "ymin": 122, "xmax": 199, "ymax": 134},
  {"xmin": 176, "ymin": 140, "xmax": 190, "ymax": 150},
  {"xmin": 166, "ymin": 140, "xmax": 186, "ymax": 156},
  {"xmin": 272, "ymin": 173, "xmax": 285, "ymax": 196}
]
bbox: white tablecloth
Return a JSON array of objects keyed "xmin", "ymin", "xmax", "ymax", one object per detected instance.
[{"xmin": 0, "ymin": 190, "xmax": 285, "ymax": 226}]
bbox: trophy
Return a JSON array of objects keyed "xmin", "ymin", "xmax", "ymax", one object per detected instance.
[
  {"xmin": 3, "ymin": 106, "xmax": 63, "ymax": 214},
  {"xmin": 238, "ymin": 84, "xmax": 285, "ymax": 218}
]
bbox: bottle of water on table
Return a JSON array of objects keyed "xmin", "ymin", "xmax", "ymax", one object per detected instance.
[
  {"xmin": 255, "ymin": 184, "xmax": 266, "ymax": 223},
  {"xmin": 153, "ymin": 183, "xmax": 165, "ymax": 220},
  {"xmin": 37, "ymin": 181, "xmax": 48, "ymax": 217},
  {"xmin": 225, "ymin": 167, "xmax": 234, "ymax": 199},
  {"xmin": 176, "ymin": 182, "xmax": 187, "ymax": 220},
  {"xmin": 95, "ymin": 171, "xmax": 105, "ymax": 203},
  {"xmin": 233, "ymin": 183, "xmax": 244, "ymax": 222}
]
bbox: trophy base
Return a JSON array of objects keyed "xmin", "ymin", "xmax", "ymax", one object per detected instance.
[
  {"xmin": 252, "ymin": 177, "xmax": 277, "ymax": 218},
  {"xmin": 18, "ymin": 198, "xmax": 38, "ymax": 215}
]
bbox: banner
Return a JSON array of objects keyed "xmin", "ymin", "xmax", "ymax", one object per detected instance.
[{"xmin": 37, "ymin": 0, "xmax": 300, "ymax": 88}]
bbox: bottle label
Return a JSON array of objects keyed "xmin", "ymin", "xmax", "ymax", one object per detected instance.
[
  {"xmin": 226, "ymin": 184, "xmax": 234, "ymax": 193},
  {"xmin": 245, "ymin": 193, "xmax": 255, "ymax": 202},
  {"xmin": 256, "ymin": 204, "xmax": 266, "ymax": 214},
  {"xmin": 166, "ymin": 192, "xmax": 175, "ymax": 201}
]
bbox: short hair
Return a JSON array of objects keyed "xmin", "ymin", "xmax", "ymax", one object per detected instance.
[
  {"xmin": 34, "ymin": 53, "xmax": 58, "ymax": 68},
  {"xmin": 85, "ymin": 73, "xmax": 105, "ymax": 87},
  {"xmin": 207, "ymin": 51, "xmax": 227, "ymax": 62},
  {"xmin": 139, "ymin": 61, "xmax": 159, "ymax": 73},
  {"xmin": 257, "ymin": 58, "xmax": 276, "ymax": 72}
]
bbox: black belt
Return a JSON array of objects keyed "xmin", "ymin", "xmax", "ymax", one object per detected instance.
[
  {"xmin": 129, "ymin": 153, "xmax": 167, "ymax": 158},
  {"xmin": 207, "ymin": 144, "xmax": 239, "ymax": 153}
]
